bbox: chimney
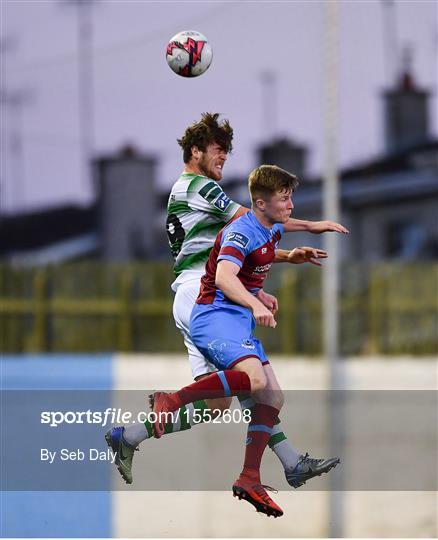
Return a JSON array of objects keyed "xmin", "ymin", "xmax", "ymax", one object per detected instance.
[
  {"xmin": 383, "ymin": 45, "xmax": 430, "ymax": 153},
  {"xmin": 257, "ymin": 138, "xmax": 308, "ymax": 179}
]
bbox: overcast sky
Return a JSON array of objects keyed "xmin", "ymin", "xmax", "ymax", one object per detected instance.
[{"xmin": 2, "ymin": 0, "xmax": 437, "ymax": 213}]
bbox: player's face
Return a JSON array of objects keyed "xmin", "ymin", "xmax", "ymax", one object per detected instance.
[
  {"xmin": 197, "ymin": 143, "xmax": 228, "ymax": 181},
  {"xmin": 264, "ymin": 189, "xmax": 294, "ymax": 224}
]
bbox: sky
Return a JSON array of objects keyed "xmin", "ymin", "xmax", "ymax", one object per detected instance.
[{"xmin": 1, "ymin": 0, "xmax": 437, "ymax": 213}]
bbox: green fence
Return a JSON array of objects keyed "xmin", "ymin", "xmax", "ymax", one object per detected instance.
[{"xmin": 0, "ymin": 262, "xmax": 436, "ymax": 355}]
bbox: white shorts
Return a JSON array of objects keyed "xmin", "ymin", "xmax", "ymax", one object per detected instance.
[{"xmin": 172, "ymin": 278, "xmax": 217, "ymax": 379}]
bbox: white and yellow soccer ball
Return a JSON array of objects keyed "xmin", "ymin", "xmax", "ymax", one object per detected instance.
[{"xmin": 166, "ymin": 30, "xmax": 213, "ymax": 78}]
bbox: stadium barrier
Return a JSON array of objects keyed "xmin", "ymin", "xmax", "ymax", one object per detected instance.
[
  {"xmin": 2, "ymin": 354, "xmax": 437, "ymax": 538},
  {"xmin": 0, "ymin": 262, "xmax": 436, "ymax": 355}
]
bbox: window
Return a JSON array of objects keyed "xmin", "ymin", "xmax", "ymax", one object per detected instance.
[{"xmin": 386, "ymin": 221, "xmax": 427, "ymax": 259}]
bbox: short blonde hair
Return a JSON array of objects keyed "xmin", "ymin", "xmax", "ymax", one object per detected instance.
[{"xmin": 248, "ymin": 165, "xmax": 299, "ymax": 203}]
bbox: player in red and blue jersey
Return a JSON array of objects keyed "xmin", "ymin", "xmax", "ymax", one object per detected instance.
[
  {"xmin": 150, "ymin": 165, "xmax": 340, "ymax": 517},
  {"xmin": 106, "ymin": 113, "xmax": 348, "ymax": 489},
  {"xmin": 190, "ymin": 211, "xmax": 283, "ymax": 369}
]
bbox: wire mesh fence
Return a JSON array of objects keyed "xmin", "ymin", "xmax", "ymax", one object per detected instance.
[{"xmin": 0, "ymin": 262, "xmax": 436, "ymax": 355}]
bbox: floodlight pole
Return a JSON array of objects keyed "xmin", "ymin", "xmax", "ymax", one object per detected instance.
[
  {"xmin": 77, "ymin": 0, "xmax": 95, "ymax": 198},
  {"xmin": 381, "ymin": 0, "xmax": 399, "ymax": 86},
  {"xmin": 64, "ymin": 0, "xmax": 95, "ymax": 199},
  {"xmin": 0, "ymin": 37, "xmax": 31, "ymax": 212},
  {"xmin": 323, "ymin": 1, "xmax": 343, "ymax": 537},
  {"xmin": 260, "ymin": 70, "xmax": 278, "ymax": 140}
]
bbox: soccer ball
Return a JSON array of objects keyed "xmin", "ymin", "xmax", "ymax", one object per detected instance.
[{"xmin": 166, "ymin": 30, "xmax": 213, "ymax": 78}]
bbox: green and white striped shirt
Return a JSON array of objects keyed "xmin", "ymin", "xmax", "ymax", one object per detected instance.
[{"xmin": 166, "ymin": 172, "xmax": 239, "ymax": 284}]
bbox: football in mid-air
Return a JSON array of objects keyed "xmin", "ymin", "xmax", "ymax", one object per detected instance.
[{"xmin": 166, "ymin": 30, "xmax": 212, "ymax": 78}]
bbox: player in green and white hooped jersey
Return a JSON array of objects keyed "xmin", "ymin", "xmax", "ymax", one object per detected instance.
[
  {"xmin": 116, "ymin": 113, "xmax": 349, "ymax": 485},
  {"xmin": 167, "ymin": 171, "xmax": 240, "ymax": 277}
]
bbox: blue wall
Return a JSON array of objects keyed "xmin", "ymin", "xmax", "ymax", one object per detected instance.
[{"xmin": 1, "ymin": 355, "xmax": 113, "ymax": 538}]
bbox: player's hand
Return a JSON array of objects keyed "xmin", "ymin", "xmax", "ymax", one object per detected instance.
[
  {"xmin": 307, "ymin": 220, "xmax": 349, "ymax": 234},
  {"xmin": 256, "ymin": 289, "xmax": 279, "ymax": 316},
  {"xmin": 286, "ymin": 246, "xmax": 328, "ymax": 267},
  {"xmin": 252, "ymin": 302, "xmax": 277, "ymax": 328}
]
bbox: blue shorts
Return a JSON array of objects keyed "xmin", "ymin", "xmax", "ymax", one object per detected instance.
[{"xmin": 190, "ymin": 303, "xmax": 269, "ymax": 371}]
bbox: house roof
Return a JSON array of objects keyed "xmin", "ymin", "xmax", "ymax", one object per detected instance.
[{"xmin": 0, "ymin": 204, "xmax": 97, "ymax": 255}]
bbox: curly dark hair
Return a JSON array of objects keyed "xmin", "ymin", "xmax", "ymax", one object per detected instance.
[{"xmin": 177, "ymin": 113, "xmax": 233, "ymax": 163}]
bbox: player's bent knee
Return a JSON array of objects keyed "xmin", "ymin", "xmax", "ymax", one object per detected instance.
[
  {"xmin": 271, "ymin": 390, "xmax": 284, "ymax": 410},
  {"xmin": 252, "ymin": 387, "xmax": 284, "ymax": 409},
  {"xmin": 249, "ymin": 374, "xmax": 267, "ymax": 393}
]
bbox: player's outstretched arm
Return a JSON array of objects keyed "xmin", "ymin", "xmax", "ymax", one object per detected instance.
[
  {"xmin": 229, "ymin": 208, "xmax": 349, "ymax": 235},
  {"xmin": 274, "ymin": 247, "xmax": 328, "ymax": 267},
  {"xmin": 216, "ymin": 260, "xmax": 277, "ymax": 328},
  {"xmin": 283, "ymin": 219, "xmax": 349, "ymax": 234}
]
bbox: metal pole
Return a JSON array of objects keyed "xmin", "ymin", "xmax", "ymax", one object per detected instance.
[
  {"xmin": 323, "ymin": 0, "xmax": 340, "ymax": 351},
  {"xmin": 1, "ymin": 89, "xmax": 31, "ymax": 213},
  {"xmin": 260, "ymin": 70, "xmax": 277, "ymax": 140},
  {"xmin": 77, "ymin": 0, "xmax": 94, "ymax": 199},
  {"xmin": 382, "ymin": 0, "xmax": 399, "ymax": 86},
  {"xmin": 323, "ymin": 1, "xmax": 343, "ymax": 537},
  {"xmin": 0, "ymin": 36, "xmax": 30, "ymax": 213},
  {"xmin": 9, "ymin": 96, "xmax": 26, "ymax": 210}
]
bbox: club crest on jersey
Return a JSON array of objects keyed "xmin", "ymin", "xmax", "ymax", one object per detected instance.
[
  {"xmin": 214, "ymin": 192, "xmax": 232, "ymax": 212},
  {"xmin": 225, "ymin": 231, "xmax": 249, "ymax": 249},
  {"xmin": 242, "ymin": 339, "xmax": 255, "ymax": 350}
]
